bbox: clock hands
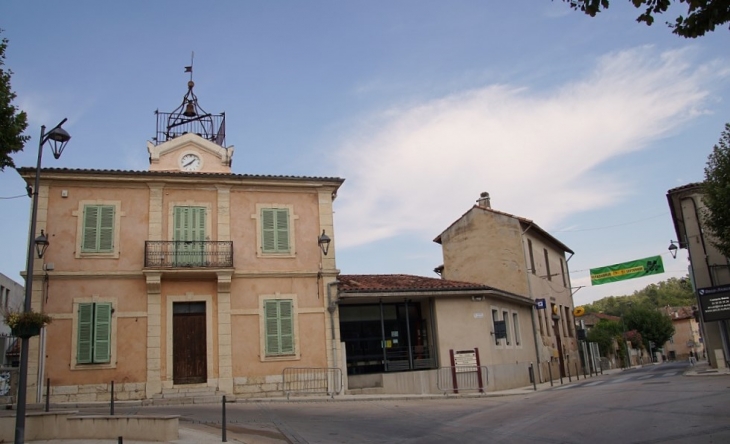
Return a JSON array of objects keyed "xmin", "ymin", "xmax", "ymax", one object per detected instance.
[{"xmin": 184, "ymin": 159, "xmax": 196, "ymax": 168}]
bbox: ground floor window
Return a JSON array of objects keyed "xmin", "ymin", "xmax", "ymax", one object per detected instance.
[
  {"xmin": 339, "ymin": 301, "xmax": 434, "ymax": 375},
  {"xmin": 77, "ymin": 302, "xmax": 112, "ymax": 364}
]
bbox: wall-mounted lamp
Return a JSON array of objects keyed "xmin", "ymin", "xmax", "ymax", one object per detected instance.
[
  {"xmin": 318, "ymin": 230, "xmax": 331, "ymax": 256},
  {"xmin": 35, "ymin": 230, "xmax": 50, "ymax": 259},
  {"xmin": 668, "ymin": 240, "xmax": 680, "ymax": 259}
]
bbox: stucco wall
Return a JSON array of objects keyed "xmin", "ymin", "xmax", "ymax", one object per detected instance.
[{"xmin": 21, "ymin": 141, "xmax": 340, "ymax": 401}]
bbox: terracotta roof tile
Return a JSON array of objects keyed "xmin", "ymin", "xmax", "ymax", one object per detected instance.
[
  {"xmin": 339, "ymin": 274, "xmax": 497, "ymax": 293},
  {"xmin": 16, "ymin": 167, "xmax": 345, "ymax": 184}
]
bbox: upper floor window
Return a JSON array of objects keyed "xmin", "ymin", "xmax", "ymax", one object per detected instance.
[
  {"xmin": 543, "ymin": 249, "xmax": 551, "ymax": 280},
  {"xmin": 527, "ymin": 239, "xmax": 535, "ymax": 274},
  {"xmin": 82, "ymin": 205, "xmax": 115, "ymax": 253},
  {"xmin": 254, "ymin": 204, "xmax": 298, "ymax": 258},
  {"xmin": 262, "ymin": 208, "xmax": 290, "ymax": 253},
  {"xmin": 74, "ymin": 201, "xmax": 123, "ymax": 259}
]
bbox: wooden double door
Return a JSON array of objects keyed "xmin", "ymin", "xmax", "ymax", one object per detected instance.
[{"xmin": 172, "ymin": 302, "xmax": 207, "ymax": 384}]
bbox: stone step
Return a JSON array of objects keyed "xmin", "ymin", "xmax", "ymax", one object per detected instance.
[{"xmin": 345, "ymin": 387, "xmax": 383, "ymax": 395}]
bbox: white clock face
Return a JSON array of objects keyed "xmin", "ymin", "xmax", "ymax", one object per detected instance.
[{"xmin": 180, "ymin": 153, "xmax": 201, "ymax": 171}]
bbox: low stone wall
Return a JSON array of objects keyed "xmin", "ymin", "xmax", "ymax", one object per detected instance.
[
  {"xmin": 233, "ymin": 374, "xmax": 284, "ymax": 398},
  {"xmin": 0, "ymin": 412, "xmax": 179, "ymax": 442},
  {"xmin": 50, "ymin": 381, "xmax": 147, "ymax": 402}
]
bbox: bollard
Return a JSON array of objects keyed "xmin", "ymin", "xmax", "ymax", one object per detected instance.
[
  {"xmin": 583, "ymin": 363, "xmax": 587, "ymax": 379},
  {"xmin": 222, "ymin": 395, "xmax": 227, "ymax": 442},
  {"xmin": 110, "ymin": 380, "xmax": 115, "ymax": 416},
  {"xmin": 575, "ymin": 363, "xmax": 579, "ymax": 380},
  {"xmin": 559, "ymin": 362, "xmax": 563, "ymax": 385},
  {"xmin": 118, "ymin": 437, "xmax": 123, "ymax": 444},
  {"xmin": 600, "ymin": 363, "xmax": 603, "ymax": 375},
  {"xmin": 45, "ymin": 378, "xmax": 50, "ymax": 412},
  {"xmin": 567, "ymin": 364, "xmax": 572, "ymax": 383},
  {"xmin": 548, "ymin": 363, "xmax": 553, "ymax": 387},
  {"xmin": 530, "ymin": 364, "xmax": 537, "ymax": 391}
]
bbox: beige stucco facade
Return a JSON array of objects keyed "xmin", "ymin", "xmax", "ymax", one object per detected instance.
[
  {"xmin": 17, "ymin": 133, "xmax": 344, "ymax": 402},
  {"xmin": 661, "ymin": 307, "xmax": 705, "ymax": 362},
  {"xmin": 435, "ymin": 194, "xmax": 580, "ymax": 380},
  {"xmin": 667, "ymin": 183, "xmax": 730, "ymax": 368}
]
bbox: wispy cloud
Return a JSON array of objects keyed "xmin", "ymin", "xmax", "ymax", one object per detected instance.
[{"xmin": 332, "ymin": 46, "xmax": 725, "ymax": 249}]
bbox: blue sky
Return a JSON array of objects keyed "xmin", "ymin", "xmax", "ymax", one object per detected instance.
[{"xmin": 1, "ymin": 1, "xmax": 728, "ymax": 306}]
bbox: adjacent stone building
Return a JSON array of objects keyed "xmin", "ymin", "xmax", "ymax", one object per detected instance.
[{"xmin": 434, "ymin": 192, "xmax": 579, "ymax": 381}]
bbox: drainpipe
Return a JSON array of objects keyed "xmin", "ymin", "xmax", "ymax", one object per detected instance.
[
  {"xmin": 521, "ymin": 222, "xmax": 543, "ymax": 382},
  {"xmin": 326, "ymin": 281, "xmax": 340, "ymax": 370}
]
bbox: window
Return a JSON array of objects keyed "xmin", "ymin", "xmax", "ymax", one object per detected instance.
[
  {"xmin": 262, "ymin": 208, "xmax": 290, "ymax": 253},
  {"xmin": 253, "ymin": 204, "xmax": 297, "ymax": 258},
  {"xmin": 82, "ymin": 205, "xmax": 115, "ymax": 253},
  {"xmin": 77, "ymin": 302, "xmax": 112, "ymax": 364},
  {"xmin": 503, "ymin": 310, "xmax": 510, "ymax": 345},
  {"xmin": 74, "ymin": 200, "xmax": 123, "ymax": 258},
  {"xmin": 527, "ymin": 240, "xmax": 535, "ymax": 274},
  {"xmin": 492, "ymin": 309, "xmax": 500, "ymax": 345},
  {"xmin": 544, "ymin": 249, "xmax": 551, "ymax": 280},
  {"xmin": 512, "ymin": 312, "xmax": 521, "ymax": 346},
  {"xmin": 560, "ymin": 259, "xmax": 567, "ymax": 287},
  {"xmin": 564, "ymin": 306, "xmax": 573, "ymax": 337},
  {"xmin": 264, "ymin": 299, "xmax": 294, "ymax": 356}
]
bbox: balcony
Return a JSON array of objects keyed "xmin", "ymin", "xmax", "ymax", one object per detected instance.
[{"xmin": 144, "ymin": 241, "xmax": 233, "ymax": 268}]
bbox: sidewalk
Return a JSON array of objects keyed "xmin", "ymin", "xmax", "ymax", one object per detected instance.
[{"xmin": 13, "ymin": 362, "xmax": 728, "ymax": 443}]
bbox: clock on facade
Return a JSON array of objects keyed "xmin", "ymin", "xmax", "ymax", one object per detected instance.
[{"xmin": 180, "ymin": 153, "xmax": 201, "ymax": 171}]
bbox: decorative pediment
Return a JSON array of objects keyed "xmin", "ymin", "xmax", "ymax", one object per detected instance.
[{"xmin": 147, "ymin": 133, "xmax": 235, "ymax": 173}]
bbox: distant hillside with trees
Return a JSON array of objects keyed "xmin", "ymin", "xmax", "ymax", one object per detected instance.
[
  {"xmin": 583, "ymin": 277, "xmax": 692, "ymax": 361},
  {"xmin": 583, "ymin": 276, "xmax": 695, "ymax": 316}
]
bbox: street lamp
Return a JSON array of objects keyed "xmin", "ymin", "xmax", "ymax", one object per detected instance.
[
  {"xmin": 668, "ymin": 240, "xmax": 680, "ymax": 259},
  {"xmin": 15, "ymin": 119, "xmax": 71, "ymax": 444},
  {"xmin": 318, "ymin": 230, "xmax": 331, "ymax": 256}
]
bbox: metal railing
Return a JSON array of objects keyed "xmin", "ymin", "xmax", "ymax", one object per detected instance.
[
  {"xmin": 153, "ymin": 110, "xmax": 226, "ymax": 147},
  {"xmin": 437, "ymin": 366, "xmax": 488, "ymax": 394},
  {"xmin": 144, "ymin": 241, "xmax": 233, "ymax": 268},
  {"xmin": 282, "ymin": 367, "xmax": 343, "ymax": 399}
]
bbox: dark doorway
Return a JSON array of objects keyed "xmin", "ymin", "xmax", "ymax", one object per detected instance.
[{"xmin": 173, "ymin": 301, "xmax": 207, "ymax": 384}]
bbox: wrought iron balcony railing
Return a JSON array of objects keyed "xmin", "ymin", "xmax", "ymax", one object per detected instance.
[{"xmin": 144, "ymin": 241, "xmax": 233, "ymax": 268}]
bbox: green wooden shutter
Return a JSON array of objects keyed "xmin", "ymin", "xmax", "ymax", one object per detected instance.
[
  {"xmin": 93, "ymin": 303, "xmax": 112, "ymax": 363},
  {"xmin": 82, "ymin": 206, "xmax": 99, "ymax": 252},
  {"xmin": 262, "ymin": 209, "xmax": 276, "ymax": 252},
  {"xmin": 264, "ymin": 300, "xmax": 280, "ymax": 355},
  {"xmin": 98, "ymin": 206, "xmax": 115, "ymax": 252},
  {"xmin": 279, "ymin": 300, "xmax": 294, "ymax": 354},
  {"xmin": 275, "ymin": 209, "xmax": 290, "ymax": 252},
  {"xmin": 192, "ymin": 207, "xmax": 205, "ymax": 240},
  {"xmin": 77, "ymin": 303, "xmax": 94, "ymax": 364},
  {"xmin": 174, "ymin": 207, "xmax": 186, "ymax": 241}
]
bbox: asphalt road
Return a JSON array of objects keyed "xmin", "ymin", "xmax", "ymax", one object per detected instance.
[{"xmin": 81, "ymin": 362, "xmax": 730, "ymax": 443}]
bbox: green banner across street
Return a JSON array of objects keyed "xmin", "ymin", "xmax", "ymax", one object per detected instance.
[{"xmin": 589, "ymin": 255, "xmax": 664, "ymax": 286}]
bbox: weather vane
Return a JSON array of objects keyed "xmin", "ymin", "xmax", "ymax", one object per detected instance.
[{"xmin": 184, "ymin": 51, "xmax": 194, "ymax": 81}]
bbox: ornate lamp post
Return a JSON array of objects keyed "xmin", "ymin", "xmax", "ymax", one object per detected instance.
[{"xmin": 15, "ymin": 119, "xmax": 71, "ymax": 444}]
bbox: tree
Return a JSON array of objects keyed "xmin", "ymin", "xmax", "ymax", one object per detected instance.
[
  {"xmin": 586, "ymin": 319, "xmax": 623, "ymax": 357},
  {"xmin": 624, "ymin": 307, "xmax": 675, "ymax": 350},
  {"xmin": 703, "ymin": 123, "xmax": 730, "ymax": 259},
  {"xmin": 0, "ymin": 29, "xmax": 29, "ymax": 171},
  {"xmin": 561, "ymin": 0, "xmax": 730, "ymax": 38}
]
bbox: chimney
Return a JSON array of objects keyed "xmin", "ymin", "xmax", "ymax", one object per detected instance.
[{"xmin": 476, "ymin": 191, "xmax": 491, "ymax": 209}]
